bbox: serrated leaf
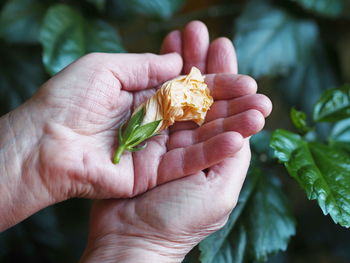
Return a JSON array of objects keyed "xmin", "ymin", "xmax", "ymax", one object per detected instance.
[
  {"xmin": 290, "ymin": 108, "xmax": 313, "ymax": 134},
  {"xmin": 234, "ymin": 0, "xmax": 318, "ymax": 78},
  {"xmin": 270, "ymin": 129, "xmax": 304, "ymax": 162},
  {"xmin": 271, "ymin": 130, "xmax": 350, "ymax": 227},
  {"xmin": 199, "ymin": 170, "xmax": 295, "ymax": 263},
  {"xmin": 278, "ymin": 44, "xmax": 338, "ymax": 115},
  {"xmin": 0, "ymin": 0, "xmax": 49, "ymax": 44},
  {"xmin": 313, "ymin": 85, "xmax": 350, "ymax": 122},
  {"xmin": 291, "ymin": 0, "xmax": 344, "ymax": 17},
  {"xmin": 329, "ymin": 119, "xmax": 350, "ymax": 152},
  {"xmin": 246, "ymin": 174, "xmax": 296, "ymax": 261},
  {"xmin": 124, "ymin": 0, "xmax": 185, "ymax": 19},
  {"xmin": 40, "ymin": 4, "xmax": 124, "ymax": 75}
]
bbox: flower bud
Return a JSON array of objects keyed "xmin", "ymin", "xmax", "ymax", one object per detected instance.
[
  {"xmin": 113, "ymin": 66, "xmax": 213, "ymax": 164},
  {"xmin": 138, "ymin": 66, "xmax": 213, "ymax": 132}
]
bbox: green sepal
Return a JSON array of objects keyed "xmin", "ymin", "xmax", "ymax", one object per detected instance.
[
  {"xmin": 123, "ymin": 107, "xmax": 145, "ymax": 140},
  {"xmin": 127, "ymin": 143, "xmax": 148, "ymax": 152},
  {"xmin": 126, "ymin": 120, "xmax": 162, "ymax": 146},
  {"xmin": 113, "ymin": 108, "xmax": 162, "ymax": 164}
]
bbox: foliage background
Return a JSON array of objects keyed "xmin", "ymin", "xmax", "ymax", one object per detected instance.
[{"xmin": 1, "ymin": 0, "xmax": 350, "ymax": 262}]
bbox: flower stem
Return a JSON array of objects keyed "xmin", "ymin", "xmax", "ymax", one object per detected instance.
[{"xmin": 113, "ymin": 145, "xmax": 126, "ymax": 164}]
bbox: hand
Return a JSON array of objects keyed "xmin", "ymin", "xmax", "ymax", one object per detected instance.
[{"xmin": 80, "ymin": 21, "xmax": 272, "ymax": 262}]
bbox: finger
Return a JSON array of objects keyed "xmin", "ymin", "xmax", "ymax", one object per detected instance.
[
  {"xmin": 158, "ymin": 132, "xmax": 243, "ymax": 185},
  {"xmin": 206, "ymin": 140, "xmax": 251, "ymax": 212},
  {"xmin": 168, "ymin": 109, "xmax": 265, "ymax": 150},
  {"xmin": 160, "ymin": 30, "xmax": 182, "ymax": 55},
  {"xmin": 182, "ymin": 20, "xmax": 209, "ymax": 73},
  {"xmin": 207, "ymin": 37, "xmax": 237, "ymax": 74},
  {"xmin": 205, "ymin": 94, "xmax": 272, "ymax": 123},
  {"xmin": 82, "ymin": 52, "xmax": 183, "ymax": 91},
  {"xmin": 205, "ymin": 73, "xmax": 257, "ymax": 100},
  {"xmin": 169, "ymin": 73, "xmax": 259, "ymax": 133}
]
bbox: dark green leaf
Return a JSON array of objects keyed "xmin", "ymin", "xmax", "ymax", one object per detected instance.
[
  {"xmin": 199, "ymin": 170, "xmax": 295, "ymax": 263},
  {"xmin": 123, "ymin": 0, "xmax": 185, "ymax": 19},
  {"xmin": 234, "ymin": 0, "xmax": 318, "ymax": 77},
  {"xmin": 0, "ymin": 0, "xmax": 49, "ymax": 44},
  {"xmin": 271, "ymin": 130, "xmax": 350, "ymax": 227},
  {"xmin": 278, "ymin": 44, "xmax": 338, "ymax": 115},
  {"xmin": 290, "ymin": 108, "xmax": 313, "ymax": 134},
  {"xmin": 329, "ymin": 119, "xmax": 350, "ymax": 152},
  {"xmin": 85, "ymin": 19, "xmax": 124, "ymax": 53},
  {"xmin": 313, "ymin": 85, "xmax": 350, "ymax": 122},
  {"xmin": 40, "ymin": 4, "xmax": 124, "ymax": 75},
  {"xmin": 246, "ymin": 174, "xmax": 296, "ymax": 261},
  {"xmin": 291, "ymin": 0, "xmax": 344, "ymax": 17},
  {"xmin": 270, "ymin": 129, "xmax": 304, "ymax": 162}
]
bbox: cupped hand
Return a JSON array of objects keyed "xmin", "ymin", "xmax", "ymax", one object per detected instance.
[{"xmin": 80, "ymin": 21, "xmax": 272, "ymax": 262}]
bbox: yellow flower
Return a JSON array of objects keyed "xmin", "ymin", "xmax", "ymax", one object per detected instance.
[
  {"xmin": 113, "ymin": 66, "xmax": 213, "ymax": 164},
  {"xmin": 139, "ymin": 66, "xmax": 213, "ymax": 131}
]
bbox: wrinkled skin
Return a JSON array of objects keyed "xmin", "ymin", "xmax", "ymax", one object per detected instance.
[{"xmin": 79, "ymin": 21, "xmax": 272, "ymax": 263}]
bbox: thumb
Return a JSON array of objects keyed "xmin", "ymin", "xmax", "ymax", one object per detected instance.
[{"xmin": 87, "ymin": 52, "xmax": 183, "ymax": 91}]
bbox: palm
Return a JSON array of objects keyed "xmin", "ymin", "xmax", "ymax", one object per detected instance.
[{"xmin": 35, "ymin": 54, "xmax": 178, "ymax": 199}]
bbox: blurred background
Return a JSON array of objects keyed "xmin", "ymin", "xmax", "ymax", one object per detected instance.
[{"xmin": 1, "ymin": 0, "xmax": 350, "ymax": 262}]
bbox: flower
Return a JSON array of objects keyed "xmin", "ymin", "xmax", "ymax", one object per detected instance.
[
  {"xmin": 113, "ymin": 66, "xmax": 213, "ymax": 164},
  {"xmin": 139, "ymin": 66, "xmax": 213, "ymax": 131}
]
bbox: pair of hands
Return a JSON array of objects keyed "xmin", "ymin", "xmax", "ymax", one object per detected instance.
[{"xmin": 0, "ymin": 21, "xmax": 271, "ymax": 262}]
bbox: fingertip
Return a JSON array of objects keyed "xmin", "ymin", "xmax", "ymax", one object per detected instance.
[
  {"xmin": 160, "ymin": 52, "xmax": 183, "ymax": 74},
  {"xmin": 183, "ymin": 20, "xmax": 209, "ymax": 73},
  {"xmin": 243, "ymin": 109, "xmax": 265, "ymax": 135},
  {"xmin": 160, "ymin": 30, "xmax": 182, "ymax": 54},
  {"xmin": 243, "ymin": 75, "xmax": 258, "ymax": 94},
  {"xmin": 255, "ymin": 94, "xmax": 273, "ymax": 117},
  {"xmin": 207, "ymin": 37, "xmax": 237, "ymax": 74},
  {"xmin": 184, "ymin": 20, "xmax": 208, "ymax": 32},
  {"xmin": 213, "ymin": 131, "xmax": 244, "ymax": 157}
]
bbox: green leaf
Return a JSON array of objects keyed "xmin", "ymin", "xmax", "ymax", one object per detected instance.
[
  {"xmin": 271, "ymin": 129, "xmax": 350, "ymax": 227},
  {"xmin": 313, "ymin": 85, "xmax": 350, "ymax": 122},
  {"xmin": 278, "ymin": 44, "xmax": 338, "ymax": 115},
  {"xmin": 234, "ymin": 0, "xmax": 318, "ymax": 78},
  {"xmin": 270, "ymin": 129, "xmax": 304, "ymax": 162},
  {"xmin": 329, "ymin": 119, "xmax": 350, "ymax": 152},
  {"xmin": 290, "ymin": 108, "xmax": 313, "ymax": 134},
  {"xmin": 123, "ymin": 0, "xmax": 185, "ymax": 19},
  {"xmin": 0, "ymin": 0, "xmax": 49, "ymax": 44},
  {"xmin": 246, "ymin": 174, "xmax": 296, "ymax": 261},
  {"xmin": 40, "ymin": 4, "xmax": 124, "ymax": 75},
  {"xmin": 199, "ymin": 170, "xmax": 296, "ymax": 263},
  {"xmin": 291, "ymin": 0, "xmax": 344, "ymax": 17}
]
